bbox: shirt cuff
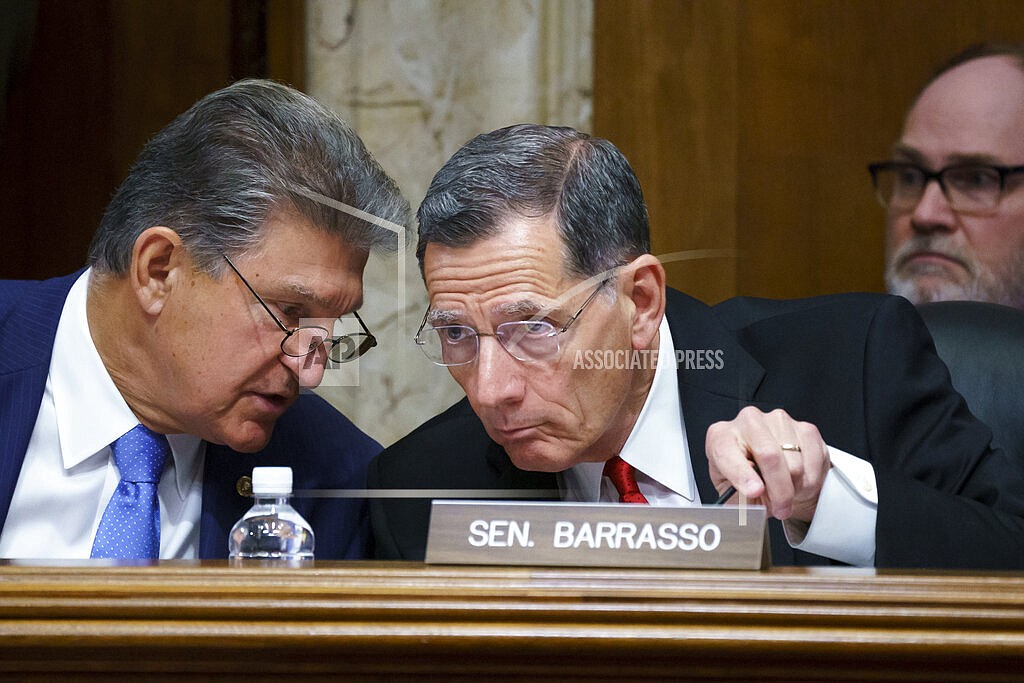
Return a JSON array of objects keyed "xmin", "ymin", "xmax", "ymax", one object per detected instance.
[{"xmin": 782, "ymin": 445, "xmax": 877, "ymax": 566}]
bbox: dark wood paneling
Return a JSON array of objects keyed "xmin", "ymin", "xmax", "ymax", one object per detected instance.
[
  {"xmin": 267, "ymin": 0, "xmax": 306, "ymax": 90},
  {"xmin": 595, "ymin": 0, "xmax": 740, "ymax": 304},
  {"xmin": 0, "ymin": 0, "xmax": 115, "ymax": 280},
  {"xmin": 108, "ymin": 0, "xmax": 233, "ymax": 179},
  {"xmin": 595, "ymin": 0, "xmax": 1024, "ymax": 302},
  {"xmin": 0, "ymin": 0, "xmax": 305, "ymax": 281}
]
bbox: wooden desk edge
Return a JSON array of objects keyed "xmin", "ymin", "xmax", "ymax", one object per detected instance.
[{"xmin": 0, "ymin": 561, "xmax": 1020, "ymax": 680}]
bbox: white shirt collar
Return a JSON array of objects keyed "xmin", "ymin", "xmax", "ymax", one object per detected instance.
[
  {"xmin": 560, "ymin": 316, "xmax": 694, "ymax": 503},
  {"xmin": 50, "ymin": 270, "xmax": 201, "ymax": 498}
]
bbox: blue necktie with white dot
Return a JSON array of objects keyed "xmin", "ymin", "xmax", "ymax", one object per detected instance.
[{"xmin": 90, "ymin": 424, "xmax": 169, "ymax": 559}]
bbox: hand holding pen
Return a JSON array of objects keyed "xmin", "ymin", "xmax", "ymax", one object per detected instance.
[{"xmin": 705, "ymin": 406, "xmax": 829, "ymax": 522}]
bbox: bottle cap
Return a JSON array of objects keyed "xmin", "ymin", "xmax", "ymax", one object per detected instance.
[{"xmin": 251, "ymin": 466, "xmax": 293, "ymax": 496}]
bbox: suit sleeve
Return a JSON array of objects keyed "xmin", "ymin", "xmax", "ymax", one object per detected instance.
[{"xmin": 866, "ymin": 296, "xmax": 1024, "ymax": 569}]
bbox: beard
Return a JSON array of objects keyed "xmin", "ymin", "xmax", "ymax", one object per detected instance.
[{"xmin": 885, "ymin": 234, "xmax": 1024, "ymax": 309}]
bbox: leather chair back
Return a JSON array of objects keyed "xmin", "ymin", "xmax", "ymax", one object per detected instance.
[{"xmin": 918, "ymin": 300, "xmax": 1024, "ymax": 459}]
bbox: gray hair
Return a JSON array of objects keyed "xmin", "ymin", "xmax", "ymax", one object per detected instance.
[
  {"xmin": 88, "ymin": 78, "xmax": 410, "ymax": 275},
  {"xmin": 416, "ymin": 124, "xmax": 649, "ymax": 279}
]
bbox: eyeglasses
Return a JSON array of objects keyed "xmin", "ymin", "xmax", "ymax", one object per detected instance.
[
  {"xmin": 868, "ymin": 161, "xmax": 1024, "ymax": 215},
  {"xmin": 413, "ymin": 278, "xmax": 611, "ymax": 366},
  {"xmin": 221, "ymin": 252, "xmax": 377, "ymax": 363}
]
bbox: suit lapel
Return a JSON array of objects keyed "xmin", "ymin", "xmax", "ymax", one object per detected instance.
[
  {"xmin": 664, "ymin": 289, "xmax": 765, "ymax": 504},
  {"xmin": 665, "ymin": 290, "xmax": 803, "ymax": 564},
  {"xmin": 0, "ymin": 370, "xmax": 48, "ymax": 524},
  {"xmin": 199, "ymin": 443, "xmax": 259, "ymax": 558},
  {"xmin": 0, "ymin": 271, "xmax": 82, "ymax": 526}
]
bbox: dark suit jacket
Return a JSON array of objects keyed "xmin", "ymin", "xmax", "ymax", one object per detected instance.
[
  {"xmin": 368, "ymin": 288, "xmax": 1024, "ymax": 569},
  {"xmin": 0, "ymin": 271, "xmax": 378, "ymax": 559}
]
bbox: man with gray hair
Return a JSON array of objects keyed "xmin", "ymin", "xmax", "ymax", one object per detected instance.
[
  {"xmin": 874, "ymin": 42, "xmax": 1024, "ymax": 307},
  {"xmin": 369, "ymin": 123, "xmax": 1024, "ymax": 569},
  {"xmin": 0, "ymin": 79, "xmax": 409, "ymax": 560}
]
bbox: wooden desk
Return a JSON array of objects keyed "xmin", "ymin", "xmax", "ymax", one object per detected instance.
[{"xmin": 0, "ymin": 561, "xmax": 1021, "ymax": 680}]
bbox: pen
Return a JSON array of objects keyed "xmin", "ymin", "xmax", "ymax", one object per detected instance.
[
  {"xmin": 714, "ymin": 485, "xmax": 737, "ymax": 506},
  {"xmin": 713, "ymin": 464, "xmax": 761, "ymax": 505}
]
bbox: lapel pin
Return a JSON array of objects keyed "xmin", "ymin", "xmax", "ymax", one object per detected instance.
[{"xmin": 236, "ymin": 475, "xmax": 253, "ymax": 497}]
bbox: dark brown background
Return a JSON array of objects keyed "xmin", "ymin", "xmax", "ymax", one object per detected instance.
[
  {"xmin": 595, "ymin": 0, "xmax": 1024, "ymax": 302},
  {"xmin": 3, "ymin": 0, "xmax": 1023, "ymax": 304},
  {"xmin": 0, "ymin": 0, "xmax": 304, "ymax": 280}
]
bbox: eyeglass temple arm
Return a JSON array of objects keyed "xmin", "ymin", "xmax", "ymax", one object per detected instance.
[
  {"xmin": 559, "ymin": 278, "xmax": 612, "ymax": 333},
  {"xmin": 413, "ymin": 307, "xmax": 431, "ymax": 341},
  {"xmin": 220, "ymin": 252, "xmax": 292, "ymax": 335},
  {"xmin": 351, "ymin": 309, "xmax": 374, "ymax": 338}
]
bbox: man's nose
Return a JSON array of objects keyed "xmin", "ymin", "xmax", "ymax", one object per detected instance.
[
  {"xmin": 285, "ymin": 347, "xmax": 329, "ymax": 389},
  {"xmin": 469, "ymin": 335, "xmax": 525, "ymax": 407},
  {"xmin": 910, "ymin": 179, "xmax": 957, "ymax": 234}
]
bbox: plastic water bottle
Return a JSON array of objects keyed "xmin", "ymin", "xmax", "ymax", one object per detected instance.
[{"xmin": 228, "ymin": 466, "xmax": 314, "ymax": 562}]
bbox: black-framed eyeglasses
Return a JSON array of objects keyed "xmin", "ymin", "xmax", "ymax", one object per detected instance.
[
  {"xmin": 221, "ymin": 252, "xmax": 377, "ymax": 363},
  {"xmin": 413, "ymin": 278, "xmax": 612, "ymax": 367},
  {"xmin": 868, "ymin": 161, "xmax": 1024, "ymax": 215}
]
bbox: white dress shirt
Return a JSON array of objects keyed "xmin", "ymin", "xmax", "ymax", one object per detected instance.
[
  {"xmin": 0, "ymin": 270, "xmax": 205, "ymax": 559},
  {"xmin": 559, "ymin": 316, "xmax": 877, "ymax": 566}
]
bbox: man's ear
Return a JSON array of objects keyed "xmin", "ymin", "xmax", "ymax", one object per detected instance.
[
  {"xmin": 621, "ymin": 254, "xmax": 666, "ymax": 350},
  {"xmin": 130, "ymin": 227, "xmax": 185, "ymax": 315}
]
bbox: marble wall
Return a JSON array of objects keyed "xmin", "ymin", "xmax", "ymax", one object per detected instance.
[{"xmin": 306, "ymin": 0, "xmax": 593, "ymax": 446}]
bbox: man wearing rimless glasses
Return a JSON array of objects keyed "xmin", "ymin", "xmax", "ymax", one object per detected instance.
[
  {"xmin": 369, "ymin": 123, "xmax": 1024, "ymax": 570},
  {"xmin": 0, "ymin": 80, "xmax": 409, "ymax": 560},
  {"xmin": 875, "ymin": 42, "xmax": 1024, "ymax": 308}
]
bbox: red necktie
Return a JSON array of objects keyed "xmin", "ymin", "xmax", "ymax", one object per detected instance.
[{"xmin": 603, "ymin": 456, "xmax": 649, "ymax": 504}]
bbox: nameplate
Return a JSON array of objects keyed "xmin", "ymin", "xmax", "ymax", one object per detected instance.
[{"xmin": 425, "ymin": 501, "xmax": 770, "ymax": 570}]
